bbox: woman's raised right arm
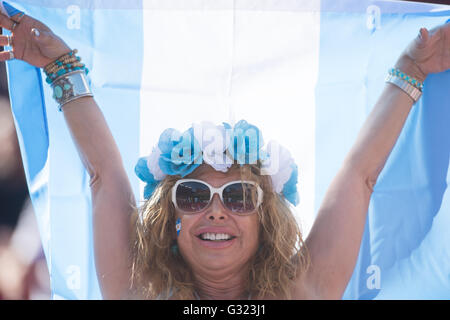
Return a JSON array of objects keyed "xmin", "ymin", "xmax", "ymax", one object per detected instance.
[
  {"xmin": 0, "ymin": 11, "xmax": 136, "ymax": 299},
  {"xmin": 63, "ymin": 97, "xmax": 136, "ymax": 300}
]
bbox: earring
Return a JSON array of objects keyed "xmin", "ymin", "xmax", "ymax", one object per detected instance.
[
  {"xmin": 171, "ymin": 243, "xmax": 179, "ymax": 255},
  {"xmin": 175, "ymin": 218, "xmax": 181, "ymax": 236}
]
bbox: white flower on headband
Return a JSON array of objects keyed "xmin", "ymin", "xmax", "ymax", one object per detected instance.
[
  {"xmin": 193, "ymin": 121, "xmax": 233, "ymax": 173},
  {"xmin": 147, "ymin": 146, "xmax": 166, "ymax": 181},
  {"xmin": 262, "ymin": 141, "xmax": 295, "ymax": 193}
]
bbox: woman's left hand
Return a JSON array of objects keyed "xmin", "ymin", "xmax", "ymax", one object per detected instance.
[{"xmin": 395, "ymin": 21, "xmax": 450, "ymax": 83}]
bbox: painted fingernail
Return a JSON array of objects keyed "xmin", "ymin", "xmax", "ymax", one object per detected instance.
[
  {"xmin": 31, "ymin": 28, "xmax": 40, "ymax": 37},
  {"xmin": 2, "ymin": 1, "xmax": 23, "ymax": 17},
  {"xmin": 418, "ymin": 29, "xmax": 422, "ymax": 39}
]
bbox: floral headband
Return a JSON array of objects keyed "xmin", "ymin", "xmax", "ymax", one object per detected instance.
[{"xmin": 135, "ymin": 120, "xmax": 299, "ymax": 206}]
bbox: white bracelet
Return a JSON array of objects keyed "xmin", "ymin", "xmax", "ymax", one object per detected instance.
[
  {"xmin": 385, "ymin": 74, "xmax": 422, "ymax": 103},
  {"xmin": 51, "ymin": 70, "xmax": 93, "ymax": 111}
]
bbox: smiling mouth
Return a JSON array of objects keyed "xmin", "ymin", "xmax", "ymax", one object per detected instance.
[{"xmin": 197, "ymin": 233, "xmax": 237, "ymax": 242}]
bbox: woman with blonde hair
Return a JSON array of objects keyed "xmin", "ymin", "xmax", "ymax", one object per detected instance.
[
  {"xmin": 132, "ymin": 121, "xmax": 309, "ymax": 299},
  {"xmin": 1, "ymin": 5, "xmax": 449, "ymax": 299}
]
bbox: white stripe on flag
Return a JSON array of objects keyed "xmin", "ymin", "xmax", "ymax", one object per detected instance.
[{"xmin": 140, "ymin": 3, "xmax": 321, "ymax": 236}]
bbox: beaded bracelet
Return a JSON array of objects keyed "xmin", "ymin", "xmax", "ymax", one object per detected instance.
[
  {"xmin": 388, "ymin": 68, "xmax": 423, "ymax": 91},
  {"xmin": 44, "ymin": 49, "xmax": 89, "ymax": 84},
  {"xmin": 44, "ymin": 49, "xmax": 79, "ymax": 73},
  {"xmin": 385, "ymin": 74, "xmax": 422, "ymax": 102}
]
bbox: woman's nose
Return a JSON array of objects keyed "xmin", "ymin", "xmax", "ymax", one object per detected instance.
[{"xmin": 206, "ymin": 194, "xmax": 228, "ymax": 221}]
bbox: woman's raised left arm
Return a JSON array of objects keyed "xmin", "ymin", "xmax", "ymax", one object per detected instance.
[{"xmin": 298, "ymin": 23, "xmax": 450, "ymax": 299}]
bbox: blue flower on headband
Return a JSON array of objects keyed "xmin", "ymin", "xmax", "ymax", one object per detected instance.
[
  {"xmin": 135, "ymin": 157, "xmax": 160, "ymax": 199},
  {"xmin": 282, "ymin": 163, "xmax": 299, "ymax": 206},
  {"xmin": 158, "ymin": 127, "xmax": 202, "ymax": 177},
  {"xmin": 228, "ymin": 120, "xmax": 266, "ymax": 165}
]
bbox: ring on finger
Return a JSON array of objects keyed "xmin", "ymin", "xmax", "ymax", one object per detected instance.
[{"xmin": 11, "ymin": 22, "xmax": 17, "ymax": 31}]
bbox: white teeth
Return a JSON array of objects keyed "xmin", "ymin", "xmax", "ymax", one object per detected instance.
[{"xmin": 200, "ymin": 233, "xmax": 233, "ymax": 241}]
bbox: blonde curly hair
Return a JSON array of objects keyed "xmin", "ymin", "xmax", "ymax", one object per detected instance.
[{"xmin": 130, "ymin": 163, "xmax": 309, "ymax": 299}]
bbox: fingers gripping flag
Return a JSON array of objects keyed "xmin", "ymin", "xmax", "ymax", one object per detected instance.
[{"xmin": 4, "ymin": 0, "xmax": 450, "ymax": 299}]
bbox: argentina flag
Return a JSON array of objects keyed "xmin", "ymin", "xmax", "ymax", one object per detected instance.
[{"xmin": 3, "ymin": 0, "xmax": 450, "ymax": 299}]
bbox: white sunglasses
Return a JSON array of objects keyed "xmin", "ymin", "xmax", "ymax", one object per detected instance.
[{"xmin": 171, "ymin": 179, "xmax": 263, "ymax": 215}]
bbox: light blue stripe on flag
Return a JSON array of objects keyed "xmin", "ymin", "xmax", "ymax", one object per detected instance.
[
  {"xmin": 6, "ymin": 0, "xmax": 143, "ymax": 299},
  {"xmin": 6, "ymin": 41, "xmax": 50, "ymax": 268},
  {"xmin": 315, "ymin": 0, "xmax": 450, "ymax": 299}
]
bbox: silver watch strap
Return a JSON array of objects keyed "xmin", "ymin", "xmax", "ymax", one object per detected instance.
[
  {"xmin": 51, "ymin": 70, "xmax": 93, "ymax": 111},
  {"xmin": 385, "ymin": 74, "xmax": 422, "ymax": 103}
]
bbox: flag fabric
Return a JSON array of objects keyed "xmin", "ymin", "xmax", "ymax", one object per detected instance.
[{"xmin": 4, "ymin": 0, "xmax": 450, "ymax": 299}]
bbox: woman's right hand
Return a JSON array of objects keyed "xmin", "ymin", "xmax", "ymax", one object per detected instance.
[{"xmin": 0, "ymin": 11, "xmax": 71, "ymax": 67}]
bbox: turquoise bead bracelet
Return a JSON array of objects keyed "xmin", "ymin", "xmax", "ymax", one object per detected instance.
[
  {"xmin": 44, "ymin": 50, "xmax": 89, "ymax": 84},
  {"xmin": 45, "ymin": 66, "xmax": 89, "ymax": 84},
  {"xmin": 388, "ymin": 68, "xmax": 423, "ymax": 91}
]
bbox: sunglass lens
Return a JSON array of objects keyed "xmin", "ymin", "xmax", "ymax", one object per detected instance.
[
  {"xmin": 176, "ymin": 181, "xmax": 211, "ymax": 212},
  {"xmin": 223, "ymin": 183, "xmax": 257, "ymax": 214}
]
